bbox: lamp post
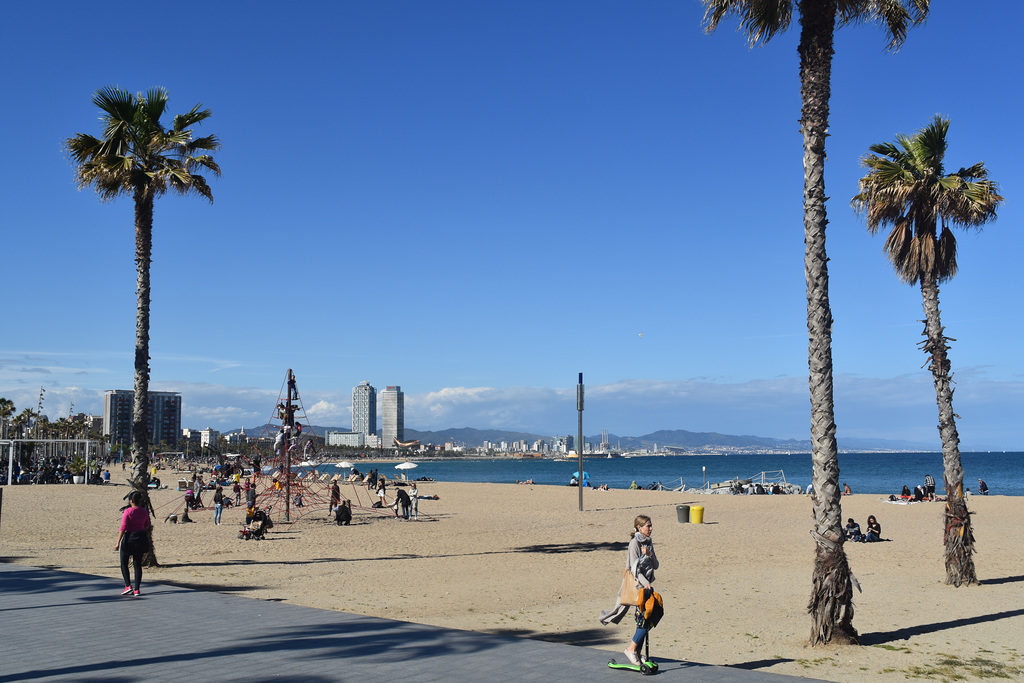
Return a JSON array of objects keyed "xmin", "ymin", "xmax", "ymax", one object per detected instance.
[{"xmin": 577, "ymin": 373, "xmax": 584, "ymax": 512}]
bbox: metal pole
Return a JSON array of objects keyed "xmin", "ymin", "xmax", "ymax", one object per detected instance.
[
  {"xmin": 577, "ymin": 372, "xmax": 584, "ymax": 512},
  {"xmin": 284, "ymin": 369, "xmax": 294, "ymax": 522}
]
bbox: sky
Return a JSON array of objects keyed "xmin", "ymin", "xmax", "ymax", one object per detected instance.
[{"xmin": 2, "ymin": 1, "xmax": 1022, "ymax": 451}]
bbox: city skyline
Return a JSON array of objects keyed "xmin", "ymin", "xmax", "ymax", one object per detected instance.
[{"xmin": 2, "ymin": 2, "xmax": 1022, "ymax": 452}]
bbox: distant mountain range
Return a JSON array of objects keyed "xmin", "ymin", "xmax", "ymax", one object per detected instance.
[{"xmin": 232, "ymin": 425, "xmax": 928, "ymax": 452}]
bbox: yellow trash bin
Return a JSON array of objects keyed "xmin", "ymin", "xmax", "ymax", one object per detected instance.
[{"xmin": 690, "ymin": 505, "xmax": 705, "ymax": 524}]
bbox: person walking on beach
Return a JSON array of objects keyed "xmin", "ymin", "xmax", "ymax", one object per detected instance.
[
  {"xmin": 409, "ymin": 482, "xmax": 419, "ymax": 521},
  {"xmin": 115, "ymin": 490, "xmax": 151, "ymax": 596},
  {"xmin": 924, "ymin": 474, "xmax": 936, "ymax": 501},
  {"xmin": 376, "ymin": 475, "xmax": 387, "ymax": 507},
  {"xmin": 213, "ymin": 486, "xmax": 224, "ymax": 525},
  {"xmin": 233, "ymin": 480, "xmax": 242, "ymax": 506},
  {"xmin": 622, "ymin": 515, "xmax": 659, "ymax": 666}
]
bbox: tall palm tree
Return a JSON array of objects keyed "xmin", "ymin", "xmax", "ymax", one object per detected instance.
[
  {"xmin": 852, "ymin": 115, "xmax": 1002, "ymax": 587},
  {"xmin": 0, "ymin": 398, "xmax": 14, "ymax": 439},
  {"xmin": 701, "ymin": 0, "xmax": 928, "ymax": 644},
  {"xmin": 13, "ymin": 408, "xmax": 37, "ymax": 438},
  {"xmin": 65, "ymin": 86, "xmax": 220, "ymax": 562}
]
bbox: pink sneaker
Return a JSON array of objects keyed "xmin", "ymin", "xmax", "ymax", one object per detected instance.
[
  {"xmin": 133, "ymin": 589, "xmax": 140, "ymax": 597},
  {"xmin": 121, "ymin": 586, "xmax": 133, "ymax": 596}
]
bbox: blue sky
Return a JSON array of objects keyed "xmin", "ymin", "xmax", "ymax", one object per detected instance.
[{"xmin": 2, "ymin": 1, "xmax": 1021, "ymax": 450}]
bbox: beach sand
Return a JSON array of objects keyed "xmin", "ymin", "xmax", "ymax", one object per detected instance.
[{"xmin": 2, "ymin": 480, "xmax": 1021, "ymax": 682}]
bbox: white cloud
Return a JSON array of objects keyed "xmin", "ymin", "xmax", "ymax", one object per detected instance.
[{"xmin": 303, "ymin": 400, "xmax": 347, "ymax": 425}]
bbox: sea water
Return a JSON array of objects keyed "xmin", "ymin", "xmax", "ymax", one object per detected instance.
[{"xmin": 312, "ymin": 451, "xmax": 1021, "ymax": 496}]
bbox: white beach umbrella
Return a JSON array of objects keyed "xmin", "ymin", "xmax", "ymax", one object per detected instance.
[
  {"xmin": 395, "ymin": 462, "xmax": 418, "ymax": 470},
  {"xmin": 337, "ymin": 461, "xmax": 354, "ymax": 469},
  {"xmin": 299, "ymin": 460, "xmax": 315, "ymax": 467}
]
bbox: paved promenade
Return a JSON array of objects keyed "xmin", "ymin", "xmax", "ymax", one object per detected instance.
[{"xmin": 0, "ymin": 564, "xmax": 828, "ymax": 682}]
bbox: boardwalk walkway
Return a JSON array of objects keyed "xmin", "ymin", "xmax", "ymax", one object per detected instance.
[{"xmin": 0, "ymin": 564, "xmax": 828, "ymax": 682}]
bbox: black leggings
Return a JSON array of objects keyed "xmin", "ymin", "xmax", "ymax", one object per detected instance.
[{"xmin": 120, "ymin": 541, "xmax": 144, "ymax": 590}]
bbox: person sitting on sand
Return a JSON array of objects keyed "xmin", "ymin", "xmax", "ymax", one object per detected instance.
[
  {"xmin": 912, "ymin": 485, "xmax": 926, "ymax": 502},
  {"xmin": 901, "ymin": 485, "xmax": 912, "ymax": 499},
  {"xmin": 845, "ymin": 518, "xmax": 863, "ymax": 542},
  {"xmin": 864, "ymin": 515, "xmax": 881, "ymax": 542},
  {"xmin": 843, "ymin": 483, "xmax": 852, "ymax": 495},
  {"xmin": 978, "ymin": 479, "xmax": 989, "ymax": 495},
  {"xmin": 335, "ymin": 499, "xmax": 352, "ymax": 526}
]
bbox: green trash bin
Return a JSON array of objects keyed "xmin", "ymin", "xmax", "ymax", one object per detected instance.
[{"xmin": 676, "ymin": 504, "xmax": 690, "ymax": 523}]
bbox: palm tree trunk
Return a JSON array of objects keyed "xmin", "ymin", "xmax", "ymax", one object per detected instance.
[
  {"xmin": 919, "ymin": 273, "xmax": 976, "ymax": 586},
  {"xmin": 133, "ymin": 188, "xmax": 159, "ymax": 567},
  {"xmin": 800, "ymin": 0, "xmax": 857, "ymax": 646}
]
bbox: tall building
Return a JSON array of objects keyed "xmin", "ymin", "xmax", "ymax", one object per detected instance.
[
  {"xmin": 352, "ymin": 381, "xmax": 377, "ymax": 437},
  {"xmin": 103, "ymin": 390, "xmax": 182, "ymax": 448},
  {"xmin": 381, "ymin": 385, "xmax": 404, "ymax": 446}
]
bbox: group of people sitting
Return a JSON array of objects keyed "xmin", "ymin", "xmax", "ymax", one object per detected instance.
[{"xmin": 845, "ymin": 515, "xmax": 882, "ymax": 543}]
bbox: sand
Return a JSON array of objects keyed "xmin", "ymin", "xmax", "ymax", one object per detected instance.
[{"xmin": 2, "ymin": 479, "xmax": 1022, "ymax": 682}]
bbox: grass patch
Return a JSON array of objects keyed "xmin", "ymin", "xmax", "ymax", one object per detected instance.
[
  {"xmin": 795, "ymin": 657, "xmax": 835, "ymax": 669},
  {"xmin": 900, "ymin": 654, "xmax": 1024, "ymax": 682},
  {"xmin": 873, "ymin": 643, "xmax": 913, "ymax": 653}
]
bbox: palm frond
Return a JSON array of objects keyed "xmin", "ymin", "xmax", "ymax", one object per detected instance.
[
  {"xmin": 142, "ymin": 87, "xmax": 170, "ymax": 126},
  {"xmin": 173, "ymin": 104, "xmax": 214, "ymax": 132},
  {"xmin": 836, "ymin": 0, "xmax": 929, "ymax": 50},
  {"xmin": 853, "ymin": 113, "xmax": 1000, "ymax": 286},
  {"xmin": 701, "ymin": 0, "xmax": 793, "ymax": 47},
  {"xmin": 66, "ymin": 86, "xmax": 221, "ymax": 205},
  {"xmin": 935, "ymin": 226, "xmax": 958, "ymax": 282}
]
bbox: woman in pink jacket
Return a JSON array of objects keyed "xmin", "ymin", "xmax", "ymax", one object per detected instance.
[{"xmin": 115, "ymin": 490, "xmax": 152, "ymax": 596}]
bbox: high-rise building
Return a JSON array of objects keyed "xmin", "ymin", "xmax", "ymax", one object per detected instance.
[
  {"xmin": 352, "ymin": 381, "xmax": 377, "ymax": 437},
  {"xmin": 381, "ymin": 385, "xmax": 404, "ymax": 446},
  {"xmin": 103, "ymin": 390, "xmax": 182, "ymax": 448}
]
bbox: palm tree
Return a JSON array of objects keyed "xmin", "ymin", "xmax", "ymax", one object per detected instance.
[
  {"xmin": 701, "ymin": 0, "xmax": 928, "ymax": 644},
  {"xmin": 0, "ymin": 398, "xmax": 14, "ymax": 439},
  {"xmin": 65, "ymin": 86, "xmax": 220, "ymax": 563},
  {"xmin": 13, "ymin": 408, "xmax": 36, "ymax": 438},
  {"xmin": 852, "ymin": 115, "xmax": 1002, "ymax": 586},
  {"xmin": 65, "ymin": 88, "xmax": 220, "ymax": 485}
]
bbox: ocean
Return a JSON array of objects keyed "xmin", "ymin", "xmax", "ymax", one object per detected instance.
[{"xmin": 307, "ymin": 451, "xmax": 1022, "ymax": 496}]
